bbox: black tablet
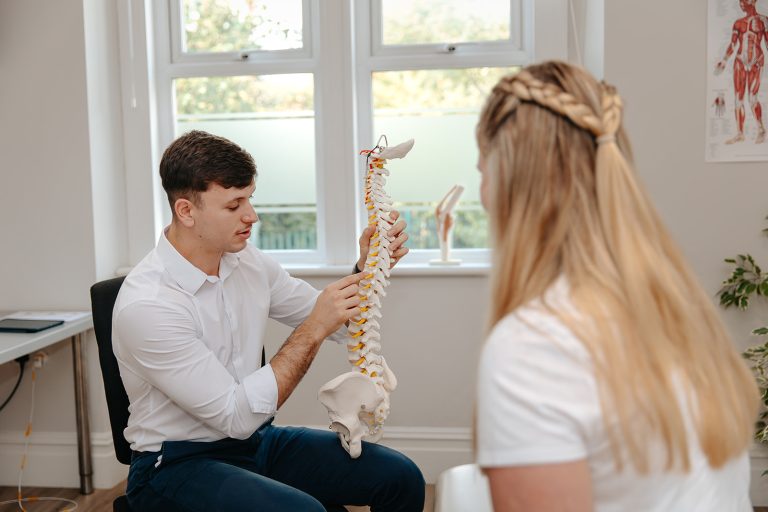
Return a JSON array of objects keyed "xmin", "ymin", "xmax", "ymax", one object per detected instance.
[{"xmin": 0, "ymin": 318, "xmax": 65, "ymax": 333}]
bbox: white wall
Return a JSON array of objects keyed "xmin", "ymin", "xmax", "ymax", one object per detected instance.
[
  {"xmin": 0, "ymin": 0, "xmax": 766, "ymax": 501},
  {"xmin": 0, "ymin": 0, "xmax": 128, "ymax": 489}
]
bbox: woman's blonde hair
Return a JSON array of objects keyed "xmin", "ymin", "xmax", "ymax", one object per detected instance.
[{"xmin": 477, "ymin": 60, "xmax": 758, "ymax": 472}]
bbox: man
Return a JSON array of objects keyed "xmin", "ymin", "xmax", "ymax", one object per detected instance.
[
  {"xmin": 113, "ymin": 130, "xmax": 423, "ymax": 511},
  {"xmin": 715, "ymin": 0, "xmax": 768, "ymax": 144}
]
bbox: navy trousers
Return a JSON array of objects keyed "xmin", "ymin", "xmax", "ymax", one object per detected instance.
[{"xmin": 126, "ymin": 422, "xmax": 425, "ymax": 512}]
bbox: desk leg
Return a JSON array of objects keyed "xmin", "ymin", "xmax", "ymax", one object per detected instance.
[{"xmin": 72, "ymin": 333, "xmax": 94, "ymax": 494}]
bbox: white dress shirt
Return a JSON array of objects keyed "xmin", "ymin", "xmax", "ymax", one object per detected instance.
[{"xmin": 113, "ymin": 229, "xmax": 346, "ymax": 453}]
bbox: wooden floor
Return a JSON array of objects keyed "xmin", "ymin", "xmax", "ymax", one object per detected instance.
[
  {"xmin": 0, "ymin": 482, "xmax": 126, "ymax": 511},
  {"xmin": 0, "ymin": 482, "xmax": 435, "ymax": 511}
]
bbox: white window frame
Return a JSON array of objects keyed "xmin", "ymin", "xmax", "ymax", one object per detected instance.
[{"xmin": 118, "ymin": 0, "xmax": 568, "ymax": 269}]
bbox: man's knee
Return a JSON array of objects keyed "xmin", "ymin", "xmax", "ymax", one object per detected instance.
[
  {"xmin": 217, "ymin": 473, "xmax": 326, "ymax": 512},
  {"xmin": 395, "ymin": 456, "xmax": 426, "ymax": 498},
  {"xmin": 375, "ymin": 450, "xmax": 425, "ymax": 507}
]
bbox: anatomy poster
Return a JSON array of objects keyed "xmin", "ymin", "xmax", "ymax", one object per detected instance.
[{"xmin": 707, "ymin": 0, "xmax": 768, "ymax": 162}]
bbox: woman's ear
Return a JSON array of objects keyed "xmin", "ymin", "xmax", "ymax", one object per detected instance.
[{"xmin": 174, "ymin": 198, "xmax": 195, "ymax": 227}]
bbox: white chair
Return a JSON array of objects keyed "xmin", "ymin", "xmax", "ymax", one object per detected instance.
[{"xmin": 434, "ymin": 464, "xmax": 494, "ymax": 512}]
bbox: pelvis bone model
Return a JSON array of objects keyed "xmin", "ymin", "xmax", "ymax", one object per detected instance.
[{"xmin": 318, "ymin": 137, "xmax": 414, "ymax": 458}]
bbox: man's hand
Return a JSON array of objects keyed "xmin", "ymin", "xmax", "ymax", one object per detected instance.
[
  {"xmin": 303, "ymin": 273, "xmax": 365, "ymax": 340},
  {"xmin": 356, "ymin": 210, "xmax": 410, "ymax": 271},
  {"xmin": 271, "ymin": 272, "xmax": 365, "ymax": 408}
]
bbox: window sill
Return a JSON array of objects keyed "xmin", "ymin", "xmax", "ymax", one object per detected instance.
[{"xmin": 283, "ymin": 263, "xmax": 490, "ymax": 277}]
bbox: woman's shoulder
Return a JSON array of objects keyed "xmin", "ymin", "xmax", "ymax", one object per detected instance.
[{"xmin": 484, "ymin": 280, "xmax": 592, "ymax": 372}]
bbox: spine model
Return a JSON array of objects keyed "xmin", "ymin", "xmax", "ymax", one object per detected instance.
[{"xmin": 318, "ymin": 138, "xmax": 414, "ymax": 458}]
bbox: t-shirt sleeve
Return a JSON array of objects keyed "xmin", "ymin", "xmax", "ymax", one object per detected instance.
[{"xmin": 476, "ymin": 312, "xmax": 599, "ymax": 467}]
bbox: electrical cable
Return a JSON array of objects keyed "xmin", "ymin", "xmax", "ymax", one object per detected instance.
[
  {"xmin": 0, "ymin": 363, "xmax": 78, "ymax": 511},
  {"xmin": 0, "ymin": 356, "xmax": 29, "ymax": 413}
]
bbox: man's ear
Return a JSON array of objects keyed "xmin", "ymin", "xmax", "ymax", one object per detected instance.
[{"xmin": 174, "ymin": 198, "xmax": 195, "ymax": 227}]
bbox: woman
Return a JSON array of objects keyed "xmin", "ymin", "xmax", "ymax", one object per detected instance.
[{"xmin": 474, "ymin": 61, "xmax": 759, "ymax": 511}]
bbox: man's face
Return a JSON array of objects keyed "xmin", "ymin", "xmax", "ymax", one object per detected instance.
[{"xmin": 191, "ymin": 180, "xmax": 258, "ymax": 254}]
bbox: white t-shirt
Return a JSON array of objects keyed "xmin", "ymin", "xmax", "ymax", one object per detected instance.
[{"xmin": 476, "ymin": 278, "xmax": 752, "ymax": 512}]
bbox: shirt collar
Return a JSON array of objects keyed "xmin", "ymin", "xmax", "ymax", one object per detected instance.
[
  {"xmin": 219, "ymin": 251, "xmax": 240, "ymax": 281},
  {"xmin": 157, "ymin": 227, "xmax": 241, "ymax": 295}
]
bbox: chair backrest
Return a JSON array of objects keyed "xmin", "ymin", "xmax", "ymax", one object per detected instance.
[{"xmin": 90, "ymin": 276, "xmax": 132, "ymax": 465}]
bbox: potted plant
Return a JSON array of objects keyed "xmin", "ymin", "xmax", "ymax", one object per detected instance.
[{"xmin": 719, "ymin": 250, "xmax": 768, "ymax": 449}]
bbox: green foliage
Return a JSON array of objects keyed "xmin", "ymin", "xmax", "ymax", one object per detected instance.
[
  {"xmin": 743, "ymin": 342, "xmax": 768, "ymax": 444},
  {"xmin": 382, "ymin": 0, "xmax": 508, "ymax": 45},
  {"xmin": 373, "ymin": 68, "xmax": 513, "ymax": 111},
  {"xmin": 719, "ymin": 238, "xmax": 768, "ymax": 448},
  {"xmin": 252, "ymin": 211, "xmax": 317, "ymax": 250},
  {"xmin": 718, "ymin": 254, "xmax": 768, "ymax": 310},
  {"xmin": 183, "ymin": 0, "xmax": 300, "ymax": 53},
  {"xmin": 176, "ymin": 76, "xmax": 313, "ymax": 115}
]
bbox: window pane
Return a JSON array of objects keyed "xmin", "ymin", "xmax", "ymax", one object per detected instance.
[
  {"xmin": 182, "ymin": 0, "xmax": 303, "ymax": 53},
  {"xmin": 381, "ymin": 0, "xmax": 510, "ymax": 46},
  {"xmin": 372, "ymin": 67, "xmax": 517, "ymax": 250},
  {"xmin": 175, "ymin": 74, "xmax": 317, "ymax": 250}
]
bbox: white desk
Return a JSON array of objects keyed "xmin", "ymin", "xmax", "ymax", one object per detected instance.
[{"xmin": 0, "ymin": 314, "xmax": 95, "ymax": 494}]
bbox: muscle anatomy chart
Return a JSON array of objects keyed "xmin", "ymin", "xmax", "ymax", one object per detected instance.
[{"xmin": 707, "ymin": 0, "xmax": 768, "ymax": 161}]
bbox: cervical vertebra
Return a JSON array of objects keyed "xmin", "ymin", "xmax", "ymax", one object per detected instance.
[{"xmin": 318, "ymin": 138, "xmax": 414, "ymax": 458}]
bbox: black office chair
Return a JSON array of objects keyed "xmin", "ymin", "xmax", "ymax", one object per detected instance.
[
  {"xmin": 91, "ymin": 276, "xmax": 268, "ymax": 512},
  {"xmin": 90, "ymin": 276, "xmax": 132, "ymax": 512}
]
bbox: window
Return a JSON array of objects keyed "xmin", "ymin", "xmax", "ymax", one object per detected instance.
[{"xmin": 121, "ymin": 0, "xmax": 565, "ymax": 267}]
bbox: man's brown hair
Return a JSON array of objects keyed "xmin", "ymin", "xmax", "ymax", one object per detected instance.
[{"xmin": 159, "ymin": 130, "xmax": 257, "ymax": 210}]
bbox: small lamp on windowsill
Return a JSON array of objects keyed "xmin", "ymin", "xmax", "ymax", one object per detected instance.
[{"xmin": 430, "ymin": 184, "xmax": 465, "ymax": 266}]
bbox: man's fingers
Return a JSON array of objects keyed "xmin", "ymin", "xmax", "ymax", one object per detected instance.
[
  {"xmin": 340, "ymin": 283, "xmax": 359, "ymax": 299},
  {"xmin": 387, "ymin": 219, "xmax": 406, "ymax": 238},
  {"xmin": 392, "ymin": 247, "xmax": 409, "ymax": 259},
  {"xmin": 359, "ymin": 225, "xmax": 375, "ymax": 244},
  {"xmin": 390, "ymin": 247, "xmax": 409, "ymax": 268},
  {"xmin": 334, "ymin": 272, "xmax": 366, "ymax": 290},
  {"xmin": 343, "ymin": 296, "xmax": 362, "ymax": 310},
  {"xmin": 388, "ymin": 231, "xmax": 409, "ymax": 252},
  {"xmin": 345, "ymin": 307, "xmax": 362, "ymax": 321}
]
